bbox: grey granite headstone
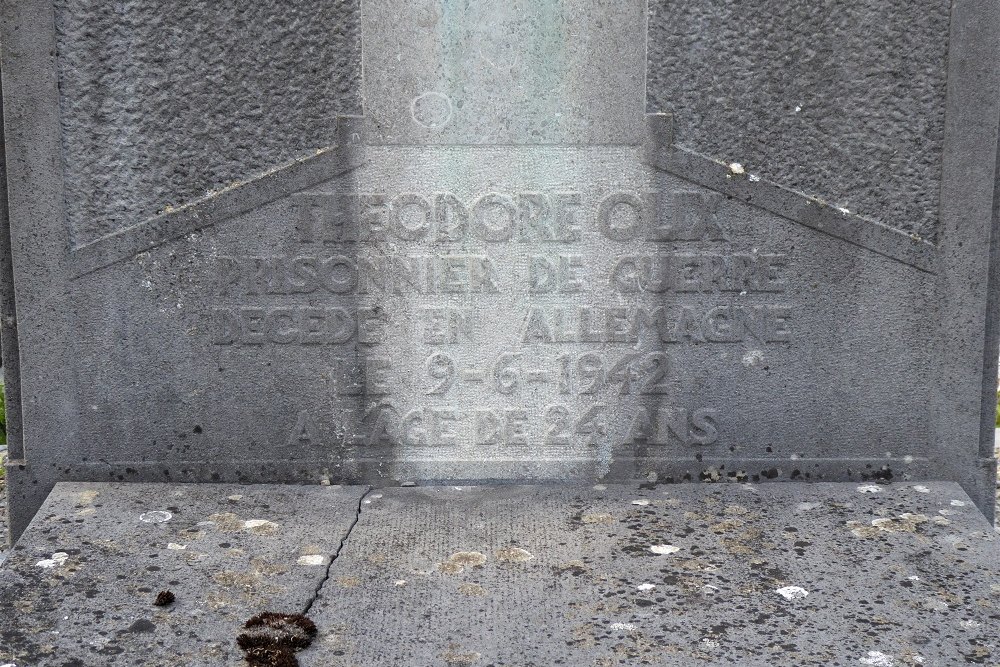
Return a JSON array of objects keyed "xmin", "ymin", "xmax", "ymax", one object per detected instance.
[{"xmin": 2, "ymin": 0, "xmax": 1000, "ymax": 541}]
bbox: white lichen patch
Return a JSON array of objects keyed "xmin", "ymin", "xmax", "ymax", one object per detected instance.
[
  {"xmin": 439, "ymin": 648, "xmax": 480, "ymax": 666},
  {"xmin": 775, "ymin": 586, "xmax": 809, "ymax": 600},
  {"xmin": 362, "ymin": 493, "xmax": 384, "ymax": 504},
  {"xmin": 226, "ymin": 495, "xmax": 243, "ymax": 501},
  {"xmin": 438, "ymin": 551, "xmax": 488, "ymax": 574},
  {"xmin": 960, "ymin": 619, "xmax": 982, "ymax": 630},
  {"xmin": 35, "ymin": 552, "xmax": 69, "ymax": 569},
  {"xmin": 950, "ymin": 499, "xmax": 967, "ymax": 507},
  {"xmin": 922, "ymin": 597, "xmax": 949, "ymax": 612},
  {"xmin": 74, "ymin": 490, "xmax": 100, "ymax": 505},
  {"xmin": 911, "ymin": 485, "xmax": 930, "ymax": 493},
  {"xmin": 631, "ymin": 499, "xmax": 651, "ymax": 506},
  {"xmin": 859, "ymin": 651, "xmax": 895, "ymax": 666},
  {"xmin": 728, "ymin": 162, "xmax": 745, "ymax": 175},
  {"xmin": 297, "ymin": 555, "xmax": 327, "ymax": 566},
  {"xmin": 449, "ymin": 551, "xmax": 487, "ymax": 566},
  {"xmin": 457, "ymin": 583, "xmax": 487, "ymax": 597},
  {"xmin": 609, "ymin": 622, "xmax": 636, "ymax": 632},
  {"xmin": 837, "ymin": 206, "xmax": 851, "ymax": 215},
  {"xmin": 847, "ymin": 521, "xmax": 878, "ymax": 538},
  {"xmin": 851, "ymin": 513, "xmax": 930, "ymax": 537},
  {"xmin": 495, "ymin": 547, "xmax": 534, "ymax": 563},
  {"xmin": 796, "ymin": 502, "xmax": 821, "ymax": 512},
  {"xmin": 139, "ymin": 511, "xmax": 173, "ymax": 523},
  {"xmin": 394, "ymin": 580, "xmax": 407, "ymax": 587},
  {"xmin": 242, "ymin": 519, "xmax": 280, "ymax": 534},
  {"xmin": 166, "ymin": 543, "xmax": 187, "ymax": 550},
  {"xmin": 636, "ymin": 583, "xmax": 656, "ymax": 592},
  {"xmin": 742, "ymin": 350, "xmax": 764, "ymax": 367},
  {"xmin": 856, "ymin": 485, "xmax": 883, "ymax": 493},
  {"xmin": 593, "ymin": 484, "xmax": 607, "ymax": 491},
  {"xmin": 748, "ymin": 173, "xmax": 761, "ymax": 182},
  {"xmin": 650, "ymin": 544, "xmax": 681, "ymax": 555}
]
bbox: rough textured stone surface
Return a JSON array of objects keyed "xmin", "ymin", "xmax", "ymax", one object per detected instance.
[
  {"xmin": 54, "ymin": 0, "xmax": 362, "ymax": 245},
  {"xmin": 1, "ymin": 481, "xmax": 998, "ymax": 665},
  {"xmin": 305, "ymin": 482, "xmax": 1000, "ymax": 666},
  {"xmin": 647, "ymin": 0, "xmax": 950, "ymax": 241},
  {"xmin": 0, "ymin": 482, "xmax": 367, "ymax": 666},
  {"xmin": 2, "ymin": 0, "xmax": 998, "ymax": 541},
  {"xmin": 0, "ymin": 449, "xmax": 7, "ymax": 554},
  {"xmin": 361, "ymin": 0, "xmax": 645, "ymax": 145}
]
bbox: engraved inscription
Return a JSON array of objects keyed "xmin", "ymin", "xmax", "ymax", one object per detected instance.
[
  {"xmin": 206, "ymin": 180, "xmax": 794, "ymax": 459},
  {"xmin": 292, "ymin": 190, "xmax": 726, "ymax": 244}
]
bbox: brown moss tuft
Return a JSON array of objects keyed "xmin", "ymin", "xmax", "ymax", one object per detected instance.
[
  {"xmin": 153, "ymin": 590, "xmax": 175, "ymax": 606},
  {"xmin": 238, "ymin": 612, "xmax": 318, "ymax": 667}
]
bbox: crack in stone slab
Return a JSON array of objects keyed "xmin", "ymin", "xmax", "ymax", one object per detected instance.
[{"xmin": 301, "ymin": 488, "xmax": 372, "ymax": 616}]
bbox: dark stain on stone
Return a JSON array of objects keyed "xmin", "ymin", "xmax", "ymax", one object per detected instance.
[
  {"xmin": 125, "ymin": 619, "xmax": 155, "ymax": 633},
  {"xmin": 872, "ymin": 466, "xmax": 893, "ymax": 481}
]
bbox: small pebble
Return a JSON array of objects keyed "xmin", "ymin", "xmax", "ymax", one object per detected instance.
[
  {"xmin": 776, "ymin": 586, "xmax": 809, "ymax": 600},
  {"xmin": 649, "ymin": 544, "xmax": 680, "ymax": 555},
  {"xmin": 35, "ymin": 552, "xmax": 69, "ymax": 569}
]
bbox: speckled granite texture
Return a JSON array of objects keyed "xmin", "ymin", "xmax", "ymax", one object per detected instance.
[
  {"xmin": 1, "ymin": 481, "xmax": 997, "ymax": 666},
  {"xmin": 647, "ymin": 0, "xmax": 950, "ymax": 241},
  {"xmin": 0, "ymin": 483, "xmax": 367, "ymax": 666},
  {"xmin": 53, "ymin": 1, "xmax": 362, "ymax": 245}
]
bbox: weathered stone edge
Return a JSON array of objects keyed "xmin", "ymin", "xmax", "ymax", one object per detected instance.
[
  {"xmin": 67, "ymin": 116, "xmax": 366, "ymax": 279},
  {"xmin": 642, "ymin": 113, "xmax": 938, "ymax": 274}
]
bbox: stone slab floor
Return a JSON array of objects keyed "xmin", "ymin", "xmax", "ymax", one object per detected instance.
[{"xmin": 0, "ymin": 480, "xmax": 998, "ymax": 666}]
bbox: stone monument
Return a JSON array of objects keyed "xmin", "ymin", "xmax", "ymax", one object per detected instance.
[
  {"xmin": 2, "ymin": 1, "xmax": 1000, "ymax": 665},
  {"xmin": 1, "ymin": 0, "xmax": 998, "ymax": 544}
]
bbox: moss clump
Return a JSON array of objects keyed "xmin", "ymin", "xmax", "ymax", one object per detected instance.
[{"xmin": 237, "ymin": 612, "xmax": 318, "ymax": 667}]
